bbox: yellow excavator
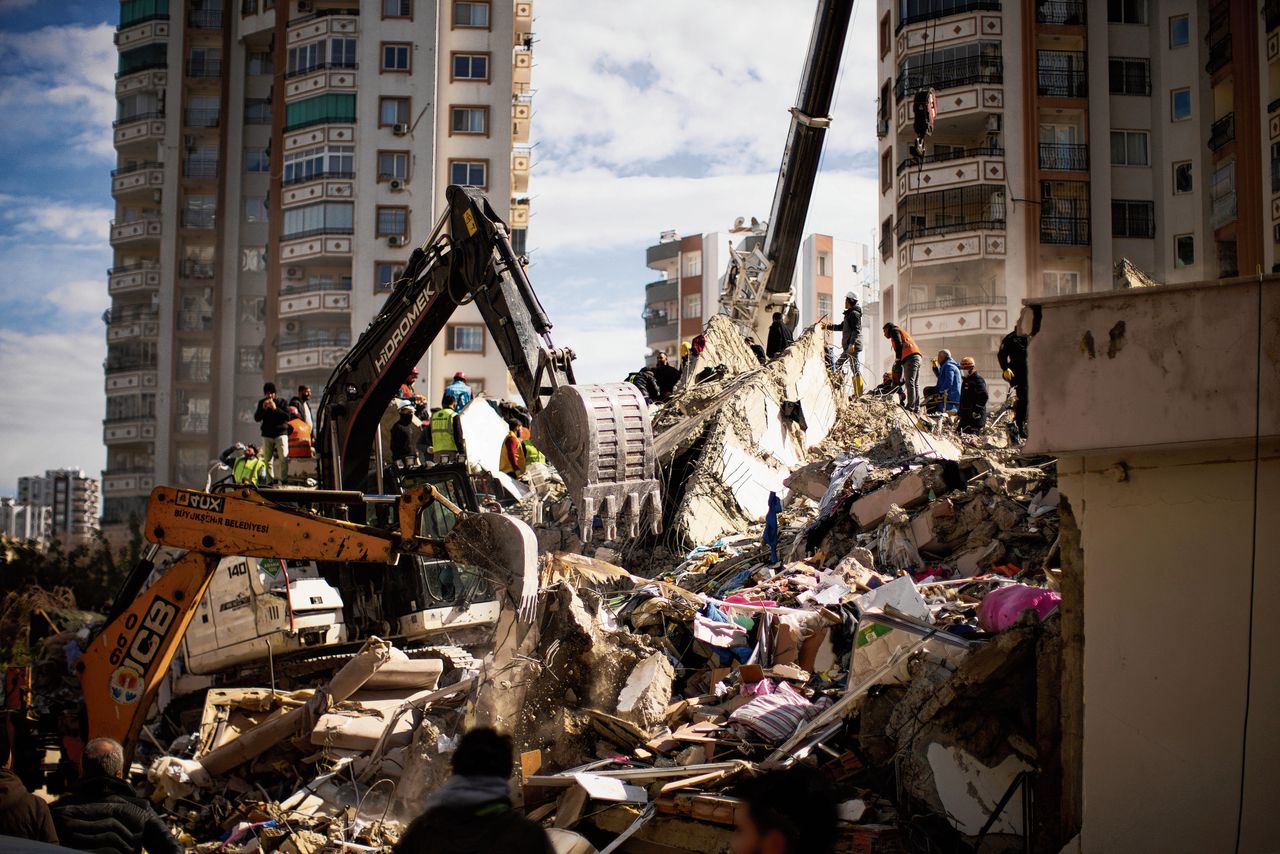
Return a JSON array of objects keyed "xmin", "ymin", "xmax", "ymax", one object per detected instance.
[{"xmin": 76, "ymin": 484, "xmax": 536, "ymax": 759}]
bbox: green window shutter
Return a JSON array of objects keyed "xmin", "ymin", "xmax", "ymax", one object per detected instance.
[{"xmin": 285, "ymin": 94, "xmax": 357, "ymax": 131}]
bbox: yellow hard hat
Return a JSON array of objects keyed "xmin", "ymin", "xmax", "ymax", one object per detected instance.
[{"xmin": 680, "ymin": 341, "xmax": 692, "ymax": 355}]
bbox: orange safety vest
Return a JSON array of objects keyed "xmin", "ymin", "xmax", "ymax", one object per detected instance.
[
  {"xmin": 896, "ymin": 327, "xmax": 922, "ymax": 361},
  {"xmin": 499, "ymin": 432, "xmax": 526, "ymax": 474},
  {"xmin": 287, "ymin": 418, "xmax": 314, "ymax": 457}
]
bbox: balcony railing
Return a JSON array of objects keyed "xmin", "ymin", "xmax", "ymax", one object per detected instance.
[
  {"xmin": 280, "ymin": 226, "xmax": 355, "ymax": 241},
  {"xmin": 111, "ymin": 160, "xmax": 163, "ymax": 177},
  {"xmin": 894, "ymin": 56, "xmax": 1004, "ymax": 103},
  {"xmin": 112, "ymin": 111, "xmax": 164, "ymax": 128},
  {"xmin": 896, "ymin": 218, "xmax": 1005, "ymax": 242},
  {"xmin": 115, "ymin": 60, "xmax": 167, "ymax": 79},
  {"xmin": 103, "ymin": 306, "xmax": 160, "ymax": 324},
  {"xmin": 104, "ymin": 357, "xmax": 159, "ymax": 374},
  {"xmin": 644, "ymin": 311, "xmax": 671, "ymax": 329},
  {"xmin": 288, "ymin": 7, "xmax": 359, "ymax": 27},
  {"xmin": 188, "ymin": 9, "xmax": 223, "ymax": 27},
  {"xmin": 1036, "ymin": 0, "xmax": 1085, "ymax": 24},
  {"xmin": 897, "ymin": 144, "xmax": 1002, "ymax": 175},
  {"xmin": 282, "ymin": 280, "xmax": 354, "ymax": 295},
  {"xmin": 1206, "ymin": 34, "xmax": 1232, "ymax": 75},
  {"xmin": 904, "ymin": 295, "xmax": 1007, "ymax": 313},
  {"xmin": 1211, "ymin": 192, "xmax": 1238, "ymax": 230},
  {"xmin": 180, "ymin": 260, "xmax": 215, "ymax": 278},
  {"xmin": 1209, "ymin": 113, "xmax": 1235, "ymax": 152},
  {"xmin": 108, "ymin": 261, "xmax": 160, "ymax": 276},
  {"xmin": 186, "ymin": 59, "xmax": 222, "ymax": 78},
  {"xmin": 1039, "ymin": 143, "xmax": 1089, "ymax": 171},
  {"xmin": 183, "ymin": 161, "xmax": 218, "ymax": 179},
  {"xmin": 1040, "ymin": 216, "xmax": 1090, "ymax": 245},
  {"xmin": 278, "ymin": 334, "xmax": 352, "ymax": 352},
  {"xmin": 281, "ymin": 169, "xmax": 355, "ymax": 187},
  {"xmin": 181, "ymin": 210, "xmax": 216, "ymax": 229},
  {"xmin": 184, "ymin": 108, "xmax": 220, "ymax": 128},
  {"xmin": 896, "ymin": 0, "xmax": 1001, "ymax": 31},
  {"xmin": 284, "ymin": 60, "xmax": 359, "ymax": 80},
  {"xmin": 1038, "ymin": 51, "xmax": 1087, "ymax": 97}
]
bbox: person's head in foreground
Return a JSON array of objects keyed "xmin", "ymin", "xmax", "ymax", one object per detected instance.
[
  {"xmin": 730, "ymin": 765, "xmax": 838, "ymax": 854},
  {"xmin": 451, "ymin": 727, "xmax": 513, "ymax": 780},
  {"xmin": 83, "ymin": 737, "xmax": 126, "ymax": 779}
]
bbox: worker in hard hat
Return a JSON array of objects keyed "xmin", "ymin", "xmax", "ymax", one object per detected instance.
[
  {"xmin": 997, "ymin": 327, "xmax": 1029, "ymax": 439},
  {"xmin": 679, "ymin": 341, "xmax": 692, "ymax": 372},
  {"xmin": 443, "ymin": 371, "xmax": 473, "ymax": 410},
  {"xmin": 825, "ymin": 292, "xmax": 864, "ymax": 395},
  {"xmin": 499, "ymin": 418, "xmax": 546, "ymax": 478},
  {"xmin": 958, "ymin": 356, "xmax": 989, "ymax": 434}
]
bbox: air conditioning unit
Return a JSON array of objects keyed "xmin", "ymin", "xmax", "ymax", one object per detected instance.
[
  {"xmin": 387, "ymin": 235, "xmax": 407, "ymax": 247},
  {"xmin": 389, "ymin": 178, "xmax": 405, "ymax": 192},
  {"xmin": 297, "ymin": 0, "xmax": 312, "ymax": 12},
  {"xmin": 392, "ymin": 123, "xmax": 409, "ymax": 136},
  {"xmin": 285, "ymin": 266, "xmax": 303, "ymax": 279},
  {"xmin": 152, "ymin": 189, "xmax": 163, "ymax": 203},
  {"xmin": 986, "ymin": 114, "xmax": 1002, "ymax": 132},
  {"xmin": 284, "ymin": 320, "xmax": 301, "ymax": 334}
]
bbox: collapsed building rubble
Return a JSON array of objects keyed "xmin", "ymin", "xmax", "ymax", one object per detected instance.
[{"xmin": 108, "ymin": 326, "xmax": 1071, "ymax": 853}]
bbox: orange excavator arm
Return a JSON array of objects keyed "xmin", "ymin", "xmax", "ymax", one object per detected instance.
[{"xmin": 77, "ymin": 485, "xmax": 452, "ymax": 754}]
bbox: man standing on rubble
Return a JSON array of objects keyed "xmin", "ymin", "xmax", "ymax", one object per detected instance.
[
  {"xmin": 651, "ymin": 350, "xmax": 682, "ymax": 400},
  {"xmin": 51, "ymin": 737, "xmax": 182, "ymax": 854},
  {"xmin": 958, "ymin": 356, "xmax": 989, "ymax": 434},
  {"xmin": 997, "ymin": 326, "xmax": 1029, "ymax": 439},
  {"xmin": 254, "ymin": 382, "xmax": 290, "ymax": 484},
  {"xmin": 826, "ymin": 292, "xmax": 863, "ymax": 394},
  {"xmin": 766, "ymin": 312, "xmax": 794, "ymax": 359},
  {"xmin": 391, "ymin": 402, "xmax": 420, "ymax": 468},
  {"xmin": 883, "ymin": 322, "xmax": 924, "ymax": 411},
  {"xmin": 394, "ymin": 728, "xmax": 552, "ymax": 854}
]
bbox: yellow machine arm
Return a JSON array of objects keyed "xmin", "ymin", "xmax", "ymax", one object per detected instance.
[{"xmin": 76, "ymin": 485, "xmax": 489, "ymax": 755}]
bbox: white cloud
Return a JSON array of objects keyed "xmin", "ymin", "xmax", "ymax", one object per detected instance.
[
  {"xmin": 0, "ymin": 0, "xmax": 38, "ymax": 10},
  {"xmin": 0, "ymin": 23, "xmax": 116, "ymax": 158},
  {"xmin": 0, "ymin": 196, "xmax": 113, "ymax": 248}
]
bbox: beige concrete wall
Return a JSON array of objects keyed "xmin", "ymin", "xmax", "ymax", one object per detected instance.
[{"xmin": 1060, "ymin": 444, "xmax": 1279, "ymax": 853}]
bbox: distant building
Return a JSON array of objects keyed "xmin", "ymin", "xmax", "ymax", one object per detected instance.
[
  {"xmin": 642, "ymin": 224, "xmax": 878, "ymax": 372},
  {"xmin": 9, "ymin": 468, "xmax": 100, "ymax": 548}
]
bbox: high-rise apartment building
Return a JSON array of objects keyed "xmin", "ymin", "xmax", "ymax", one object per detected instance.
[
  {"xmin": 10, "ymin": 469, "xmax": 101, "ymax": 547},
  {"xmin": 642, "ymin": 225, "xmax": 879, "ymax": 369},
  {"xmin": 876, "ymin": 0, "xmax": 1276, "ymax": 388},
  {"xmin": 103, "ymin": 0, "xmax": 533, "ymax": 533}
]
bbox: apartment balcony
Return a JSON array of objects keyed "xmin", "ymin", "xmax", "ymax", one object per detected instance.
[
  {"xmin": 114, "ymin": 19, "xmax": 169, "ymax": 50},
  {"xmin": 101, "ymin": 469, "xmax": 156, "ymax": 497},
  {"xmin": 111, "ymin": 161, "xmax": 164, "ymax": 198},
  {"xmin": 280, "ymin": 174, "xmax": 354, "ymax": 208},
  {"xmin": 1209, "ymin": 113, "xmax": 1235, "ymax": 152},
  {"xmin": 188, "ymin": 7, "xmax": 223, "ymax": 27},
  {"xmin": 1206, "ymin": 34, "xmax": 1232, "ymax": 75},
  {"xmin": 180, "ymin": 259, "xmax": 215, "ymax": 279},
  {"xmin": 645, "ymin": 278, "xmax": 677, "ymax": 304},
  {"xmin": 108, "ymin": 262, "xmax": 162, "ymax": 295},
  {"xmin": 286, "ymin": 9, "xmax": 357, "ymax": 46},
  {"xmin": 894, "ymin": 56, "xmax": 1003, "ymax": 103},
  {"xmin": 894, "ymin": 212, "xmax": 1007, "ymax": 270},
  {"xmin": 104, "ymin": 306, "xmax": 160, "ymax": 342},
  {"xmin": 901, "ymin": 295, "xmax": 1011, "ymax": 339},
  {"xmin": 283, "ymin": 63, "xmax": 358, "ymax": 100},
  {"xmin": 1039, "ymin": 143, "xmax": 1089, "ymax": 171},
  {"xmin": 896, "ymin": 0, "xmax": 1000, "ymax": 31},
  {"xmin": 115, "ymin": 67, "xmax": 167, "ymax": 97},
  {"xmin": 184, "ymin": 107, "xmax": 220, "ymax": 129},
  {"xmin": 280, "ymin": 230, "xmax": 354, "ymax": 264},
  {"xmin": 109, "ymin": 216, "xmax": 162, "ymax": 247},
  {"xmin": 1211, "ymin": 161, "xmax": 1238, "ymax": 230},
  {"xmin": 1040, "ymin": 216, "xmax": 1090, "ymax": 245},
  {"xmin": 512, "ymin": 145, "xmax": 531, "ymax": 193},
  {"xmin": 180, "ymin": 209, "xmax": 216, "ymax": 229},
  {"xmin": 103, "ymin": 417, "xmax": 158, "ymax": 447},
  {"xmin": 104, "ymin": 365, "xmax": 158, "ymax": 393},
  {"xmin": 895, "ymin": 146, "xmax": 1005, "ymax": 200},
  {"xmin": 276, "ymin": 334, "xmax": 351, "ymax": 374},
  {"xmin": 1210, "ymin": 191, "xmax": 1238, "ymax": 230},
  {"xmin": 645, "ymin": 319, "xmax": 679, "ymax": 348},
  {"xmin": 513, "ymin": 45, "xmax": 533, "ymax": 88},
  {"xmin": 1036, "ymin": 0, "xmax": 1085, "ymax": 24},
  {"xmin": 112, "ymin": 113, "xmax": 166, "ymax": 148},
  {"xmin": 510, "ymin": 197, "xmax": 530, "ymax": 227},
  {"xmin": 185, "ymin": 58, "xmax": 222, "ymax": 79},
  {"xmin": 1037, "ymin": 51, "xmax": 1087, "ymax": 98},
  {"xmin": 278, "ymin": 280, "xmax": 352, "ymax": 318}
]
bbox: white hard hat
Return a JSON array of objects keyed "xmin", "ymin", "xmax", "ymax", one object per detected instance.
[{"xmin": 845, "ymin": 291, "xmax": 858, "ymax": 303}]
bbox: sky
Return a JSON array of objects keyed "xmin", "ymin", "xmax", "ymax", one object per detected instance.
[{"xmin": 0, "ymin": 0, "xmax": 879, "ymax": 495}]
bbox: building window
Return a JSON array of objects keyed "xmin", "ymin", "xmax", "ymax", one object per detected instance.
[
  {"xmin": 452, "ymin": 53, "xmax": 489, "ymax": 81},
  {"xmin": 449, "ymin": 106, "xmax": 488, "ymax": 135},
  {"xmin": 379, "ymin": 151, "xmax": 409, "ymax": 181},
  {"xmin": 284, "ymin": 93, "xmax": 356, "ymax": 131},
  {"xmin": 238, "ymin": 296, "xmax": 265, "ymax": 323},
  {"xmin": 1108, "ymin": 58, "xmax": 1150, "ymax": 96},
  {"xmin": 881, "ymin": 147, "xmax": 892, "ymax": 194},
  {"xmin": 243, "ymin": 196, "xmax": 268, "ymax": 223},
  {"xmin": 247, "ymin": 51, "xmax": 273, "ymax": 75},
  {"xmin": 1173, "ymin": 161, "xmax": 1193, "ymax": 194},
  {"xmin": 177, "ymin": 345, "xmax": 212, "ymax": 383},
  {"xmin": 682, "ymin": 293, "xmax": 702, "ymax": 320},
  {"xmin": 283, "ymin": 145, "xmax": 354, "ymax": 183},
  {"xmin": 1112, "ymin": 200, "xmax": 1155, "ymax": 238},
  {"xmin": 817, "ymin": 251, "xmax": 830, "ymax": 277},
  {"xmin": 281, "ymin": 201, "xmax": 354, "ymax": 239},
  {"xmin": 880, "ymin": 216, "xmax": 893, "ymax": 259},
  {"xmin": 244, "ymin": 98, "xmax": 271, "ymax": 124},
  {"xmin": 375, "ymin": 261, "xmax": 404, "ymax": 293},
  {"xmin": 1110, "ymin": 130, "xmax": 1149, "ymax": 166},
  {"xmin": 380, "ymin": 97, "xmax": 410, "ymax": 126},
  {"xmin": 1042, "ymin": 271, "xmax": 1080, "ymax": 296},
  {"xmin": 1169, "ymin": 14, "xmax": 1189, "ymax": 47},
  {"xmin": 244, "ymin": 147, "xmax": 270, "ymax": 173},
  {"xmin": 237, "ymin": 346, "xmax": 263, "ymax": 373},
  {"xmin": 682, "ymin": 251, "xmax": 702, "ymax": 277},
  {"xmin": 449, "ymin": 159, "xmax": 487, "ymax": 187},
  {"xmin": 1107, "ymin": 0, "xmax": 1146, "ymax": 25},
  {"xmin": 1170, "ymin": 87, "xmax": 1192, "ymax": 121},
  {"xmin": 454, "ymin": 1, "xmax": 489, "ymax": 28},
  {"xmin": 382, "ymin": 43, "xmax": 411, "ymax": 72},
  {"xmin": 511, "ymin": 227, "xmax": 527, "ymax": 256},
  {"xmin": 377, "ymin": 206, "xmax": 408, "ymax": 237},
  {"xmin": 878, "ymin": 12, "xmax": 890, "ymax": 60},
  {"xmin": 446, "ymin": 324, "xmax": 485, "ymax": 352},
  {"xmin": 383, "ymin": 0, "xmax": 411, "ymax": 17},
  {"xmin": 1174, "ymin": 234, "xmax": 1194, "ymax": 268},
  {"xmin": 817, "ymin": 293, "xmax": 832, "ymax": 320}
]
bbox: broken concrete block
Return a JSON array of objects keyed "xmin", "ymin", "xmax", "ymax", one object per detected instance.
[
  {"xmin": 784, "ymin": 460, "xmax": 834, "ymax": 502},
  {"xmin": 850, "ymin": 471, "xmax": 930, "ymax": 530},
  {"xmin": 616, "ymin": 652, "xmax": 675, "ymax": 729},
  {"xmin": 910, "ymin": 498, "xmax": 956, "ymax": 553},
  {"xmin": 952, "ymin": 540, "xmax": 1005, "ymax": 576},
  {"xmin": 884, "ymin": 408, "xmax": 962, "ymax": 460}
]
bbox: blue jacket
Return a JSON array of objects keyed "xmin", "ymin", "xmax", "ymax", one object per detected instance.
[
  {"xmin": 444, "ymin": 379, "xmax": 473, "ymax": 410},
  {"xmin": 931, "ymin": 359, "xmax": 962, "ymax": 412}
]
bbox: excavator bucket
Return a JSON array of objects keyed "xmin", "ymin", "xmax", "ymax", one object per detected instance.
[{"xmin": 533, "ymin": 382, "xmax": 662, "ymax": 541}]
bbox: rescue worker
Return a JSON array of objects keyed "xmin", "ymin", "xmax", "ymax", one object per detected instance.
[
  {"xmin": 253, "ymin": 382, "xmax": 290, "ymax": 484},
  {"xmin": 289, "ymin": 384, "xmax": 314, "ymax": 430},
  {"xmin": 766, "ymin": 311, "xmax": 794, "ymax": 359},
  {"xmin": 286, "ymin": 406, "xmax": 314, "ymax": 460},
  {"xmin": 997, "ymin": 326, "xmax": 1029, "ymax": 439},
  {"xmin": 233, "ymin": 445, "xmax": 266, "ymax": 485},
  {"xmin": 883, "ymin": 322, "xmax": 923, "ymax": 411},
  {"xmin": 390, "ymin": 402, "xmax": 420, "ymax": 468},
  {"xmin": 627, "ymin": 366, "xmax": 660, "ymax": 404},
  {"xmin": 958, "ymin": 356, "xmax": 989, "ymax": 434},
  {"xmin": 444, "ymin": 371, "xmax": 473, "ymax": 410},
  {"xmin": 398, "ymin": 368, "xmax": 422, "ymax": 403},
  {"xmin": 869, "ymin": 371, "xmax": 898, "ymax": 397},
  {"xmin": 651, "ymin": 351, "xmax": 681, "ymax": 400},
  {"xmin": 679, "ymin": 341, "xmax": 692, "ymax": 372},
  {"xmin": 430, "ymin": 394, "xmax": 467, "ymax": 464},
  {"xmin": 745, "ymin": 337, "xmax": 767, "ymax": 365},
  {"xmin": 923, "ymin": 350, "xmax": 961, "ymax": 414},
  {"xmin": 826, "ymin": 292, "xmax": 864, "ymax": 394},
  {"xmin": 499, "ymin": 419, "xmax": 545, "ymax": 478}
]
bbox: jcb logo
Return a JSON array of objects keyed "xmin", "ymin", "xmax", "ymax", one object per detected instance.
[
  {"xmin": 176, "ymin": 490, "xmax": 225, "ymax": 513},
  {"xmin": 108, "ymin": 597, "xmax": 180, "ymax": 705}
]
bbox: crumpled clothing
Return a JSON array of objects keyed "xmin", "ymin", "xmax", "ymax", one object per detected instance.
[{"xmin": 696, "ymin": 602, "xmax": 754, "ymax": 665}]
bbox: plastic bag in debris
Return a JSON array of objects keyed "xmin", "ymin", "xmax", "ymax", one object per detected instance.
[
  {"xmin": 977, "ymin": 583, "xmax": 1062, "ymax": 633},
  {"xmin": 877, "ymin": 504, "xmax": 923, "ymax": 571},
  {"xmin": 850, "ymin": 576, "xmax": 931, "ymax": 686},
  {"xmin": 818, "ymin": 457, "xmax": 872, "ymax": 518}
]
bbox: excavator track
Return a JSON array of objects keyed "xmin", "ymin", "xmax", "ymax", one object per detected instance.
[{"xmin": 224, "ymin": 643, "xmax": 483, "ymax": 689}]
